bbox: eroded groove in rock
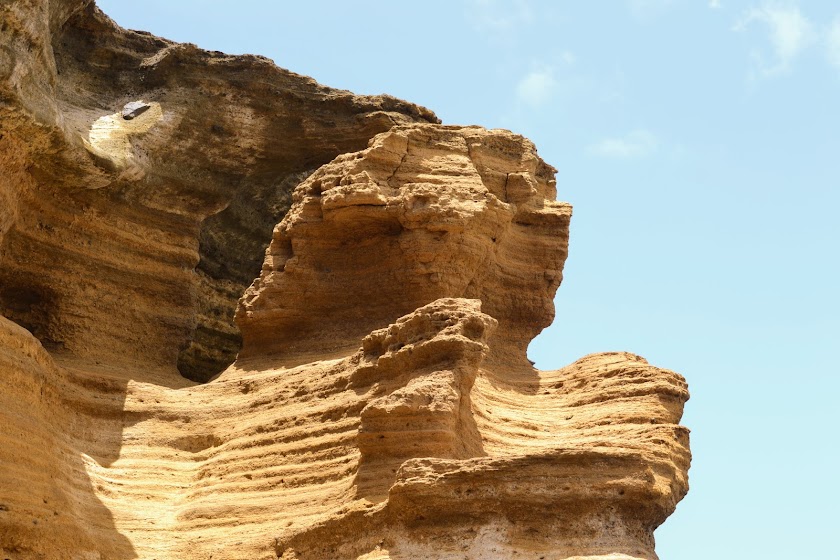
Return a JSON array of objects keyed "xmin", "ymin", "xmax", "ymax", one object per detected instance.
[{"xmin": 0, "ymin": 3, "xmax": 690, "ymax": 559}]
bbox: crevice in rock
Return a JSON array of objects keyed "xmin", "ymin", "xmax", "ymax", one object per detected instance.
[{"xmin": 0, "ymin": 281, "xmax": 60, "ymax": 350}]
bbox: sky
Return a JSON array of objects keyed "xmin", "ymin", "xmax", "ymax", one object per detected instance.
[{"xmin": 97, "ymin": 1, "xmax": 840, "ymax": 558}]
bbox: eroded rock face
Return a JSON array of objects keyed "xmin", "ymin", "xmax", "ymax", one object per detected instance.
[
  {"xmin": 0, "ymin": 0, "xmax": 437, "ymax": 381},
  {"xmin": 236, "ymin": 125, "xmax": 569, "ymax": 369},
  {"xmin": 0, "ymin": 2, "xmax": 690, "ymax": 560},
  {"xmin": 234, "ymin": 127, "xmax": 688, "ymax": 559}
]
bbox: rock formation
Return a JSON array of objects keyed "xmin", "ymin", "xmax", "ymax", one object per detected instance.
[
  {"xmin": 0, "ymin": 2, "xmax": 690, "ymax": 559},
  {"xmin": 0, "ymin": 0, "xmax": 436, "ymax": 383}
]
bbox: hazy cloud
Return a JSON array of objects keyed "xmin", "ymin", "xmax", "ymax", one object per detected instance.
[
  {"xmin": 560, "ymin": 50, "xmax": 577, "ymax": 65},
  {"xmin": 734, "ymin": 3, "xmax": 814, "ymax": 76},
  {"xmin": 516, "ymin": 67, "xmax": 557, "ymax": 107},
  {"xmin": 588, "ymin": 130, "xmax": 658, "ymax": 159},
  {"xmin": 709, "ymin": 0, "xmax": 721, "ymax": 8}
]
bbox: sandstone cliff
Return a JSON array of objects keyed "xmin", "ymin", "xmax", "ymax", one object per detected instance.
[
  {"xmin": 0, "ymin": 2, "xmax": 690, "ymax": 559},
  {"xmin": 0, "ymin": 0, "xmax": 437, "ymax": 383}
]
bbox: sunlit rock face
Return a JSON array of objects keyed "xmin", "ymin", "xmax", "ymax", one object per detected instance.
[
  {"xmin": 237, "ymin": 125, "xmax": 689, "ymax": 560},
  {"xmin": 237, "ymin": 124, "xmax": 570, "ymax": 370},
  {"xmin": 0, "ymin": 2, "xmax": 690, "ymax": 559}
]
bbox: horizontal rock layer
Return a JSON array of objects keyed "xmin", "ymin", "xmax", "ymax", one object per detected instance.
[{"xmin": 1, "ymin": 303, "xmax": 688, "ymax": 560}]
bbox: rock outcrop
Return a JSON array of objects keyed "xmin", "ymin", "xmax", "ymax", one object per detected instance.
[
  {"xmin": 236, "ymin": 124, "xmax": 568, "ymax": 369},
  {"xmin": 0, "ymin": 2, "xmax": 690, "ymax": 560},
  {"xmin": 0, "ymin": 0, "xmax": 437, "ymax": 382}
]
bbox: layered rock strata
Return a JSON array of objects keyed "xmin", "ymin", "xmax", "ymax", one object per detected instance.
[
  {"xmin": 236, "ymin": 125, "xmax": 689, "ymax": 559},
  {"xmin": 0, "ymin": 0, "xmax": 437, "ymax": 382},
  {"xmin": 0, "ymin": 2, "xmax": 690, "ymax": 559},
  {"xmin": 237, "ymin": 124, "xmax": 567, "ymax": 369}
]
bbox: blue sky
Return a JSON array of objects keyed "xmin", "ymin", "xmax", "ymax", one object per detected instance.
[{"xmin": 97, "ymin": 1, "xmax": 840, "ymax": 558}]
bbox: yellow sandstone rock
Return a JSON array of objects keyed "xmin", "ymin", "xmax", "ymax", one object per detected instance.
[{"xmin": 0, "ymin": 2, "xmax": 690, "ymax": 559}]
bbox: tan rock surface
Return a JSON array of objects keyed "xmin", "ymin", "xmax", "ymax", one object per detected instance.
[
  {"xmin": 1, "ymin": 0, "xmax": 437, "ymax": 382},
  {"xmin": 237, "ymin": 124, "xmax": 568, "ymax": 369},
  {"xmin": 0, "ymin": 2, "xmax": 690, "ymax": 560}
]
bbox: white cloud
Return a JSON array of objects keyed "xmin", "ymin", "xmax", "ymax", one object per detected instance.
[
  {"xmin": 734, "ymin": 3, "xmax": 814, "ymax": 76},
  {"xmin": 515, "ymin": 67, "xmax": 557, "ymax": 107},
  {"xmin": 466, "ymin": 0, "xmax": 534, "ymax": 31},
  {"xmin": 709, "ymin": 0, "xmax": 721, "ymax": 8},
  {"xmin": 588, "ymin": 130, "xmax": 658, "ymax": 159},
  {"xmin": 826, "ymin": 17, "xmax": 840, "ymax": 68},
  {"xmin": 560, "ymin": 50, "xmax": 576, "ymax": 65}
]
